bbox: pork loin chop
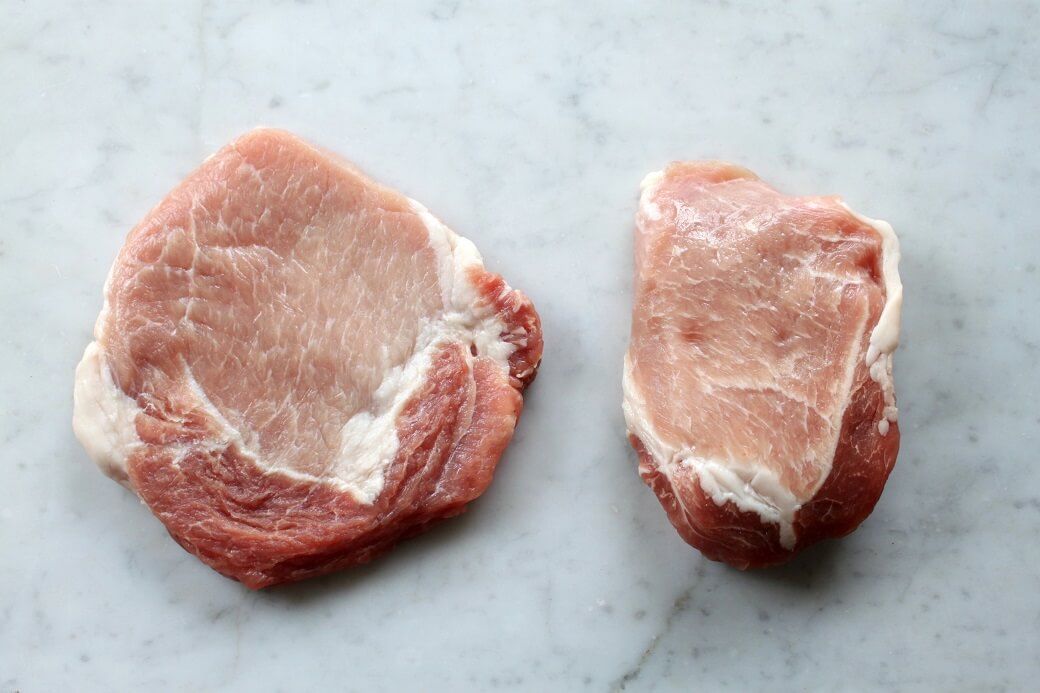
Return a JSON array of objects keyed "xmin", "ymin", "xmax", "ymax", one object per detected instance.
[
  {"xmin": 73, "ymin": 129, "xmax": 542, "ymax": 588},
  {"xmin": 623, "ymin": 161, "xmax": 901, "ymax": 568}
]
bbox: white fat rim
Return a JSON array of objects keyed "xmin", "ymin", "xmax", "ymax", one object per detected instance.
[
  {"xmin": 73, "ymin": 341, "xmax": 140, "ymax": 489},
  {"xmin": 840, "ymin": 202, "xmax": 902, "ymax": 435}
]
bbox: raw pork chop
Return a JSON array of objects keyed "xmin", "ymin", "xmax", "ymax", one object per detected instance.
[
  {"xmin": 73, "ymin": 129, "xmax": 542, "ymax": 588},
  {"xmin": 623, "ymin": 162, "xmax": 901, "ymax": 568}
]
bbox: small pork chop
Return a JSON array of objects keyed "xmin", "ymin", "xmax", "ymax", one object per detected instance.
[
  {"xmin": 73, "ymin": 129, "xmax": 542, "ymax": 588},
  {"xmin": 623, "ymin": 162, "xmax": 901, "ymax": 568}
]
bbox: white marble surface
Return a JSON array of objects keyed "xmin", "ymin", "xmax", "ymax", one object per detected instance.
[{"xmin": 2, "ymin": 1, "xmax": 1038, "ymax": 690}]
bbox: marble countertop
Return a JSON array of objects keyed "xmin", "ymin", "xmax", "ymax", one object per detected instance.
[{"xmin": 2, "ymin": 1, "xmax": 1038, "ymax": 690}]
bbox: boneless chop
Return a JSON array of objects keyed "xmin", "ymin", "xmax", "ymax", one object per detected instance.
[
  {"xmin": 73, "ymin": 129, "xmax": 542, "ymax": 588},
  {"xmin": 623, "ymin": 162, "xmax": 901, "ymax": 568}
]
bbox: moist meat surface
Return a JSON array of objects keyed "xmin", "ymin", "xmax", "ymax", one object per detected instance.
[
  {"xmin": 623, "ymin": 161, "xmax": 901, "ymax": 568},
  {"xmin": 73, "ymin": 129, "xmax": 542, "ymax": 588}
]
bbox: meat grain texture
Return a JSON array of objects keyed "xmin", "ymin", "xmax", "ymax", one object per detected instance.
[
  {"xmin": 623, "ymin": 162, "xmax": 902, "ymax": 568},
  {"xmin": 73, "ymin": 129, "xmax": 542, "ymax": 588}
]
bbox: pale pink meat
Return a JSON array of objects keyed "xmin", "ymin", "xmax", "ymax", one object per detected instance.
[
  {"xmin": 623, "ymin": 161, "xmax": 901, "ymax": 568},
  {"xmin": 73, "ymin": 129, "xmax": 542, "ymax": 588}
]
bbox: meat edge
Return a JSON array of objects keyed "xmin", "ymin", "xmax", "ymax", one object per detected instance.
[
  {"xmin": 73, "ymin": 263, "xmax": 139, "ymax": 490},
  {"xmin": 622, "ymin": 165, "xmax": 903, "ymax": 565}
]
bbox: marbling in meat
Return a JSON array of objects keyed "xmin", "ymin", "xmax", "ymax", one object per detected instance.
[
  {"xmin": 623, "ymin": 161, "xmax": 901, "ymax": 568},
  {"xmin": 73, "ymin": 129, "xmax": 542, "ymax": 588}
]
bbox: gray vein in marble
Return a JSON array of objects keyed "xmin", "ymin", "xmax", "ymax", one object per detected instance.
[{"xmin": 610, "ymin": 568, "xmax": 705, "ymax": 692}]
